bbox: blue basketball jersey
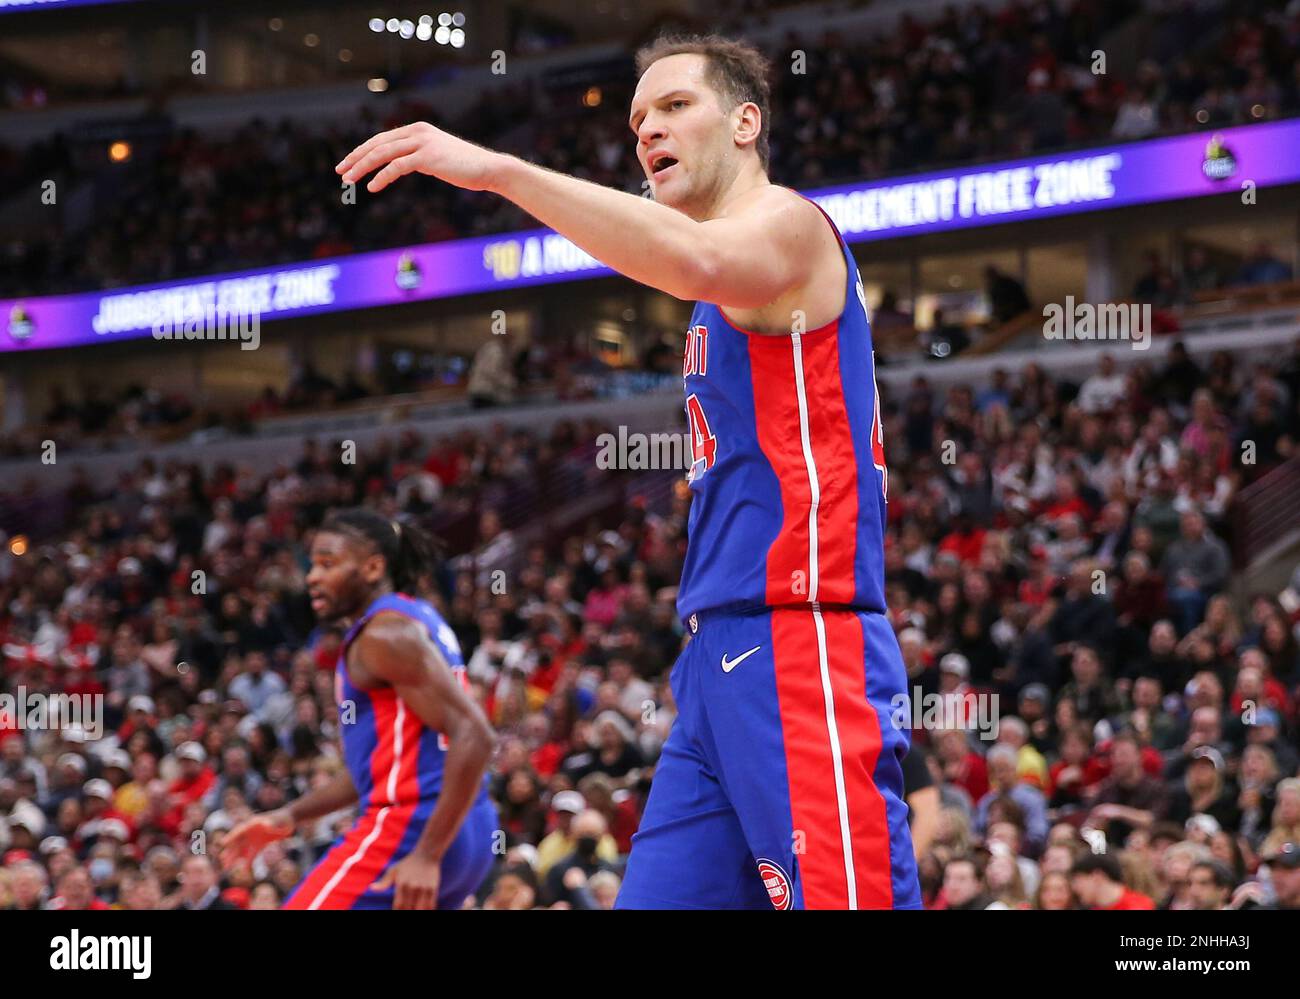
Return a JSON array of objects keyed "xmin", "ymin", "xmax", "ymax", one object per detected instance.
[{"xmin": 675, "ymin": 194, "xmax": 890, "ymax": 623}]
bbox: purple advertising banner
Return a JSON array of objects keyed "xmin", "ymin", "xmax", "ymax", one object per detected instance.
[
  {"xmin": 0, "ymin": 0, "xmax": 138, "ymax": 12},
  {"xmin": 4, "ymin": 119, "xmax": 1298, "ymax": 351}
]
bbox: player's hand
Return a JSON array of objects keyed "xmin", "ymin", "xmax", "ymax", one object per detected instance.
[
  {"xmin": 220, "ymin": 808, "xmax": 294, "ymax": 866},
  {"xmin": 372, "ymin": 853, "xmax": 442, "ymax": 910},
  {"xmin": 336, "ymin": 122, "xmax": 503, "ymax": 194}
]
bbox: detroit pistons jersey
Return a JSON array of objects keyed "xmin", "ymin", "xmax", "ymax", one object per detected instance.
[
  {"xmin": 336, "ymin": 591, "xmax": 485, "ymax": 807},
  {"xmin": 675, "ymin": 196, "xmax": 889, "ymax": 623}
]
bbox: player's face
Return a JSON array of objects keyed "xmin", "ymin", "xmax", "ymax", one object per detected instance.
[
  {"xmin": 306, "ymin": 530, "xmax": 383, "ymax": 622},
  {"xmin": 630, "ymin": 54, "xmax": 735, "ymax": 215}
]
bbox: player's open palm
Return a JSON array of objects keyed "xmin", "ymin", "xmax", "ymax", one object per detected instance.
[
  {"xmin": 221, "ymin": 809, "xmax": 293, "ymax": 867},
  {"xmin": 372, "ymin": 853, "xmax": 442, "ymax": 909},
  {"xmin": 336, "ymin": 122, "xmax": 499, "ymax": 194}
]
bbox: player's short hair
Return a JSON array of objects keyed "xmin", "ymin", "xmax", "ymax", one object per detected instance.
[
  {"xmin": 634, "ymin": 33, "xmax": 771, "ymax": 171},
  {"xmin": 319, "ymin": 508, "xmax": 442, "ymax": 594}
]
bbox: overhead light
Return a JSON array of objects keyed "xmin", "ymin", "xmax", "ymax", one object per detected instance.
[
  {"xmin": 338, "ymin": 48, "xmax": 353, "ymax": 62},
  {"xmin": 399, "ymin": 19, "xmax": 415, "ymax": 39},
  {"xmin": 452, "ymin": 12, "xmax": 465, "ymax": 27},
  {"xmin": 368, "ymin": 78, "xmax": 389, "ymax": 93},
  {"xmin": 386, "ymin": 17, "xmax": 400, "ymax": 32},
  {"xmin": 434, "ymin": 25, "xmax": 450, "ymax": 44},
  {"xmin": 416, "ymin": 23, "xmax": 433, "ymax": 41},
  {"xmin": 9, "ymin": 535, "xmax": 28, "ymax": 556},
  {"xmin": 419, "ymin": 14, "xmax": 433, "ymax": 25},
  {"xmin": 304, "ymin": 33, "xmax": 320, "ymax": 47},
  {"xmin": 438, "ymin": 12, "xmax": 451, "ymax": 26},
  {"xmin": 268, "ymin": 17, "xmax": 283, "ymax": 31},
  {"xmin": 368, "ymin": 17, "xmax": 384, "ymax": 32},
  {"xmin": 109, "ymin": 140, "xmax": 132, "ymax": 162},
  {"xmin": 450, "ymin": 27, "xmax": 465, "ymax": 47}
]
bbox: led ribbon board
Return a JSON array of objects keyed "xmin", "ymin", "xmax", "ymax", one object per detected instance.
[{"xmin": 3, "ymin": 119, "xmax": 1298, "ymax": 350}]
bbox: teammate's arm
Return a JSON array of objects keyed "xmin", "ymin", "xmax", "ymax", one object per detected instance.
[
  {"xmin": 335, "ymin": 122, "xmax": 823, "ymax": 309},
  {"xmin": 359, "ymin": 611, "xmax": 496, "ymax": 909}
]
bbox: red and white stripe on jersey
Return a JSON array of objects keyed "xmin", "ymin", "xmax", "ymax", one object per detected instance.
[
  {"xmin": 283, "ymin": 693, "xmax": 422, "ymax": 910},
  {"xmin": 752, "ymin": 321, "xmax": 892, "ymax": 908},
  {"xmin": 750, "ymin": 321, "xmax": 860, "ymax": 607},
  {"xmin": 770, "ymin": 608, "xmax": 893, "ymax": 909}
]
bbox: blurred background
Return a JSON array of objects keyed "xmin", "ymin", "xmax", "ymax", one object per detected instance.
[{"xmin": 1, "ymin": 0, "xmax": 1299, "ymax": 912}]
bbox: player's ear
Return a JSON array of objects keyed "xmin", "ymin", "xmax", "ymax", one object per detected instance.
[
  {"xmin": 733, "ymin": 102, "xmax": 761, "ymax": 152},
  {"xmin": 362, "ymin": 552, "xmax": 387, "ymax": 585}
]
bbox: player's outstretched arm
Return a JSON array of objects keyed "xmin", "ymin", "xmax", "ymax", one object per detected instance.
[
  {"xmin": 357, "ymin": 611, "xmax": 495, "ymax": 909},
  {"xmin": 220, "ymin": 768, "xmax": 359, "ymax": 867},
  {"xmin": 336, "ymin": 122, "xmax": 821, "ymax": 309}
]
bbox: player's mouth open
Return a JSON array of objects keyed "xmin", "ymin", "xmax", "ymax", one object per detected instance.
[
  {"xmin": 309, "ymin": 593, "xmax": 328, "ymax": 613},
  {"xmin": 651, "ymin": 155, "xmax": 679, "ymax": 177}
]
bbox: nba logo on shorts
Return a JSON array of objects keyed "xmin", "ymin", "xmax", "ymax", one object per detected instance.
[{"xmin": 757, "ymin": 859, "xmax": 792, "ymax": 910}]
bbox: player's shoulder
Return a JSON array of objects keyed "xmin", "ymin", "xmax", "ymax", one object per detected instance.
[
  {"xmin": 359, "ymin": 608, "xmax": 425, "ymax": 643},
  {"xmin": 734, "ymin": 183, "xmax": 823, "ymax": 225},
  {"xmin": 734, "ymin": 184, "xmax": 841, "ymax": 262}
]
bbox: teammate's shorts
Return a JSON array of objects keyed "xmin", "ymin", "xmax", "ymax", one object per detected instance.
[
  {"xmin": 616, "ymin": 606, "xmax": 921, "ymax": 910},
  {"xmin": 282, "ymin": 793, "xmax": 498, "ymax": 910}
]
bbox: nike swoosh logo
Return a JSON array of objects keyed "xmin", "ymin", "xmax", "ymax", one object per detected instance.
[{"xmin": 721, "ymin": 645, "xmax": 762, "ymax": 673}]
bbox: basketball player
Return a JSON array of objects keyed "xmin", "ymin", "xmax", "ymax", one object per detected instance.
[
  {"xmin": 337, "ymin": 34, "xmax": 919, "ymax": 909},
  {"xmin": 221, "ymin": 509, "xmax": 497, "ymax": 910}
]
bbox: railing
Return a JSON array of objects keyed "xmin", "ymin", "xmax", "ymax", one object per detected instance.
[{"xmin": 1231, "ymin": 454, "xmax": 1300, "ymax": 569}]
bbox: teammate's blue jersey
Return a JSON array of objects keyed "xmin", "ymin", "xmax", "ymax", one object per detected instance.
[
  {"xmin": 284, "ymin": 591, "xmax": 497, "ymax": 910},
  {"xmin": 675, "ymin": 194, "xmax": 890, "ymax": 623},
  {"xmin": 335, "ymin": 591, "xmax": 479, "ymax": 807}
]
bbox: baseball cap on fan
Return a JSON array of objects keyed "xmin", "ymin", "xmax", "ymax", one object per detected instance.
[
  {"xmin": 939, "ymin": 653, "xmax": 970, "ymax": 679},
  {"xmin": 83, "ymin": 778, "xmax": 114, "ymax": 800},
  {"xmin": 552, "ymin": 791, "xmax": 585, "ymax": 815},
  {"xmin": 1190, "ymin": 746, "xmax": 1225, "ymax": 771},
  {"xmin": 176, "ymin": 742, "xmax": 207, "ymax": 764},
  {"xmin": 1269, "ymin": 842, "xmax": 1300, "ymax": 870}
]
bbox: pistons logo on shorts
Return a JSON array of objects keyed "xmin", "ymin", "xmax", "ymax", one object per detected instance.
[{"xmin": 757, "ymin": 859, "xmax": 792, "ymax": 910}]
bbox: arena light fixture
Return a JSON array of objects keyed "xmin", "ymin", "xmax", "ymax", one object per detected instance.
[
  {"xmin": 304, "ymin": 33, "xmax": 319, "ymax": 47},
  {"xmin": 108, "ymin": 140, "xmax": 131, "ymax": 162},
  {"xmin": 368, "ymin": 77, "xmax": 389, "ymax": 93},
  {"xmin": 419, "ymin": 14, "xmax": 433, "ymax": 26},
  {"xmin": 385, "ymin": 17, "xmax": 400, "ymax": 32},
  {"xmin": 268, "ymin": 17, "xmax": 283, "ymax": 31},
  {"xmin": 437, "ymin": 12, "xmax": 451, "ymax": 26},
  {"xmin": 399, "ymin": 19, "xmax": 415, "ymax": 39},
  {"xmin": 449, "ymin": 27, "xmax": 465, "ymax": 47},
  {"xmin": 416, "ymin": 22, "xmax": 432, "ymax": 41},
  {"xmin": 434, "ymin": 25, "xmax": 449, "ymax": 44},
  {"xmin": 338, "ymin": 48, "xmax": 353, "ymax": 62},
  {"xmin": 368, "ymin": 17, "xmax": 384, "ymax": 32},
  {"xmin": 452, "ymin": 12, "xmax": 465, "ymax": 26}
]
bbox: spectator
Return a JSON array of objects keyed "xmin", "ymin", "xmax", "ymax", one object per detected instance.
[
  {"xmin": 1070, "ymin": 851, "xmax": 1155, "ymax": 910},
  {"xmin": 1160, "ymin": 510, "xmax": 1230, "ymax": 633},
  {"xmin": 543, "ymin": 809, "xmax": 619, "ymax": 907}
]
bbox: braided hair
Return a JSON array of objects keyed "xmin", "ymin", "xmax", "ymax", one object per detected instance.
[{"xmin": 318, "ymin": 508, "xmax": 442, "ymax": 594}]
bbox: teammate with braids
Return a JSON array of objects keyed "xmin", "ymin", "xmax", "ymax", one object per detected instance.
[{"xmin": 222, "ymin": 509, "xmax": 497, "ymax": 910}]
